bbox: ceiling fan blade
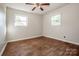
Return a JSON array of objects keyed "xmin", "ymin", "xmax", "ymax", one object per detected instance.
[
  {"xmin": 40, "ymin": 7, "xmax": 44, "ymax": 11},
  {"xmin": 41, "ymin": 3, "xmax": 50, "ymax": 5},
  {"xmin": 25, "ymin": 3, "xmax": 34, "ymax": 5},
  {"xmin": 32, "ymin": 7, "xmax": 36, "ymax": 11}
]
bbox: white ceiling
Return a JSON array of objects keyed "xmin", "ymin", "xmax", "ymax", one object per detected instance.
[{"xmin": 5, "ymin": 3, "xmax": 68, "ymax": 14}]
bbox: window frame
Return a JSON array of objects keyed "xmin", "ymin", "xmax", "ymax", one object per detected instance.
[
  {"xmin": 14, "ymin": 14, "xmax": 28, "ymax": 27},
  {"xmin": 51, "ymin": 14, "xmax": 61, "ymax": 26}
]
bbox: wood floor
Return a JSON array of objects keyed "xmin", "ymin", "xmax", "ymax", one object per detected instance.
[{"xmin": 2, "ymin": 36, "xmax": 79, "ymax": 56}]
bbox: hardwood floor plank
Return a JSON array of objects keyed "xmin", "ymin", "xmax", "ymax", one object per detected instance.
[{"xmin": 2, "ymin": 36, "xmax": 79, "ymax": 56}]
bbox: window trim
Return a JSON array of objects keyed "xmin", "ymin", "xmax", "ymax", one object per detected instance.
[
  {"xmin": 14, "ymin": 14, "xmax": 28, "ymax": 27},
  {"xmin": 51, "ymin": 14, "xmax": 61, "ymax": 26}
]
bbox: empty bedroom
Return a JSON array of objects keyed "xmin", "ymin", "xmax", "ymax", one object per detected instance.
[{"xmin": 0, "ymin": 3, "xmax": 79, "ymax": 56}]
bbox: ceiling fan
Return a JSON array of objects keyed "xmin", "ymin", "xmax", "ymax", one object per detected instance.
[{"xmin": 25, "ymin": 3, "xmax": 50, "ymax": 11}]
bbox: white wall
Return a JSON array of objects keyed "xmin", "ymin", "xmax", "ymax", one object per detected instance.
[
  {"xmin": 0, "ymin": 4, "xmax": 6, "ymax": 53},
  {"xmin": 6, "ymin": 4, "xmax": 79, "ymax": 45},
  {"xmin": 6, "ymin": 7, "xmax": 43, "ymax": 42},
  {"xmin": 43, "ymin": 4, "xmax": 79, "ymax": 44}
]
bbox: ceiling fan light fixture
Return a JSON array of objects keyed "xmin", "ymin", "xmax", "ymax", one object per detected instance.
[
  {"xmin": 38, "ymin": 6, "xmax": 40, "ymax": 8},
  {"xmin": 25, "ymin": 3, "xmax": 50, "ymax": 11}
]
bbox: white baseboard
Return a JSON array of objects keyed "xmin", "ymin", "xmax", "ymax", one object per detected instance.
[
  {"xmin": 44, "ymin": 35, "xmax": 79, "ymax": 45},
  {"xmin": 0, "ymin": 42, "xmax": 7, "ymax": 56},
  {"xmin": 8, "ymin": 35, "xmax": 42, "ymax": 42},
  {"xmin": 8, "ymin": 35, "xmax": 79, "ymax": 45}
]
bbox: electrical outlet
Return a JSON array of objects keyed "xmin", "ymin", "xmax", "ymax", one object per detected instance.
[{"xmin": 64, "ymin": 36, "xmax": 66, "ymax": 38}]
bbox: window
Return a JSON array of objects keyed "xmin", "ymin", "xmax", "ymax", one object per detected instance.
[
  {"xmin": 15, "ymin": 15, "xmax": 28, "ymax": 26},
  {"xmin": 51, "ymin": 14, "xmax": 61, "ymax": 26}
]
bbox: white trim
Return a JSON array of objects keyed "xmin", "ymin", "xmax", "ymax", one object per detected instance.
[
  {"xmin": 44, "ymin": 35, "xmax": 79, "ymax": 45},
  {"xmin": 8, "ymin": 35, "xmax": 79, "ymax": 45},
  {"xmin": 0, "ymin": 42, "xmax": 7, "ymax": 56},
  {"xmin": 8, "ymin": 35, "xmax": 42, "ymax": 42}
]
